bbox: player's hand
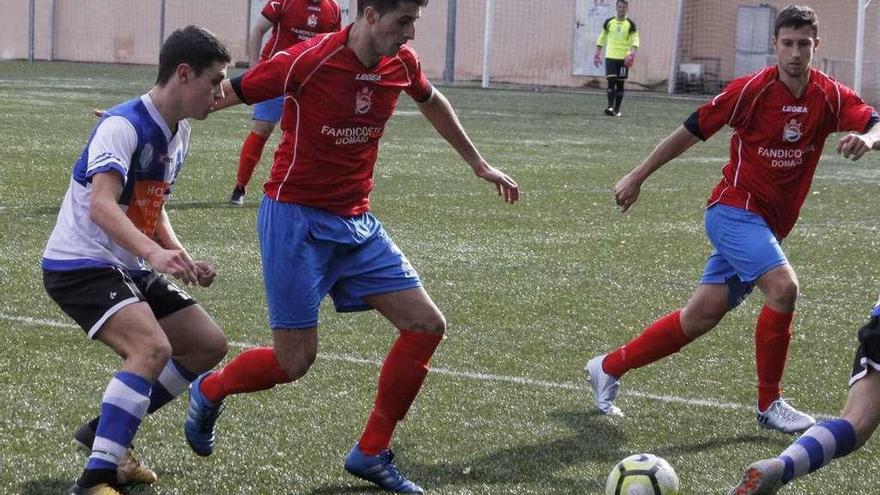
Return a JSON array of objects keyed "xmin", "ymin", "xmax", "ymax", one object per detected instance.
[
  {"xmin": 593, "ymin": 53, "xmax": 602, "ymax": 68},
  {"xmin": 93, "ymin": 108, "xmax": 106, "ymax": 118},
  {"xmin": 475, "ymin": 165, "xmax": 520, "ymax": 204},
  {"xmin": 146, "ymin": 248, "xmax": 199, "ymax": 285},
  {"xmin": 624, "ymin": 53, "xmax": 635, "ymax": 68},
  {"xmin": 194, "ymin": 260, "xmax": 217, "ymax": 287},
  {"xmin": 837, "ymin": 133, "xmax": 874, "ymax": 161},
  {"xmin": 614, "ymin": 172, "xmax": 642, "ymax": 213}
]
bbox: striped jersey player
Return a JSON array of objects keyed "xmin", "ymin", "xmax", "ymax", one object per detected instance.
[{"xmin": 41, "ymin": 26, "xmax": 231, "ymax": 495}]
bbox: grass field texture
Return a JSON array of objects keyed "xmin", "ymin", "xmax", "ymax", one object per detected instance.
[{"xmin": 1, "ymin": 61, "xmax": 879, "ymax": 494}]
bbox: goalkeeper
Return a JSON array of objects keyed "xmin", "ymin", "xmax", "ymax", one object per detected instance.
[{"xmin": 593, "ymin": 0, "xmax": 639, "ymax": 117}]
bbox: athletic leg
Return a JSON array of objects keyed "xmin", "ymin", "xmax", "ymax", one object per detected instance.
[
  {"xmin": 613, "ymin": 79, "xmax": 626, "ymax": 114},
  {"xmin": 75, "ymin": 302, "xmax": 169, "ymax": 491},
  {"xmin": 344, "ymin": 287, "xmax": 443, "ymax": 494},
  {"xmin": 231, "ymin": 96, "xmax": 282, "ymax": 204},
  {"xmin": 235, "ymin": 120, "xmax": 274, "ymax": 189},
  {"xmin": 754, "ymin": 264, "xmax": 798, "ymax": 412}
]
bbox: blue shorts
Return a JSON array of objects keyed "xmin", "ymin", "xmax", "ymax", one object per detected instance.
[
  {"xmin": 700, "ymin": 205, "xmax": 788, "ymax": 309},
  {"xmin": 252, "ymin": 96, "xmax": 284, "ymax": 123},
  {"xmin": 257, "ymin": 197, "xmax": 422, "ymax": 330}
]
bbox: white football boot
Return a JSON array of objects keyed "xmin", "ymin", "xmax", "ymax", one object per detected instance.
[
  {"xmin": 756, "ymin": 398, "xmax": 815, "ymax": 434},
  {"xmin": 585, "ymin": 354, "xmax": 623, "ymax": 416}
]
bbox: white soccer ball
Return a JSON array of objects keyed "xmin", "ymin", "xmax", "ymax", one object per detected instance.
[{"xmin": 605, "ymin": 454, "xmax": 680, "ymax": 495}]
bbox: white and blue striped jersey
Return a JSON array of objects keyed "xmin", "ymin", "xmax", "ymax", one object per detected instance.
[{"xmin": 42, "ymin": 93, "xmax": 190, "ymax": 273}]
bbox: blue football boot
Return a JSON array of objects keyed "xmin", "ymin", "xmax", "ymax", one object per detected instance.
[
  {"xmin": 183, "ymin": 372, "xmax": 224, "ymax": 456},
  {"xmin": 344, "ymin": 443, "xmax": 425, "ymax": 493}
]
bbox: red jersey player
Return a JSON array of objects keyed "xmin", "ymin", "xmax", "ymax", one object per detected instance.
[
  {"xmin": 230, "ymin": 0, "xmax": 341, "ymax": 205},
  {"xmin": 586, "ymin": 5, "xmax": 880, "ymax": 435},
  {"xmin": 184, "ymin": 1, "xmax": 519, "ymax": 493}
]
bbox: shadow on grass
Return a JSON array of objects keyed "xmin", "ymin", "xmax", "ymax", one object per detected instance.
[
  {"xmin": 309, "ymin": 413, "xmax": 795, "ymax": 494},
  {"xmin": 19, "ymin": 479, "xmax": 156, "ymax": 495},
  {"xmin": 18, "ymin": 479, "xmax": 70, "ymax": 495},
  {"xmin": 308, "ymin": 486, "xmax": 386, "ymax": 494},
  {"xmin": 420, "ymin": 410, "xmax": 627, "ymax": 492},
  {"xmin": 655, "ymin": 432, "xmax": 791, "ymax": 458},
  {"xmin": 319, "ymin": 410, "xmax": 628, "ymax": 494}
]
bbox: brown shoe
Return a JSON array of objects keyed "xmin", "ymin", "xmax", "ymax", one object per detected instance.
[{"xmin": 117, "ymin": 449, "xmax": 158, "ymax": 485}]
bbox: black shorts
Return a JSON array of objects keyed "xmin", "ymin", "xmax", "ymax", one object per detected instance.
[
  {"xmin": 605, "ymin": 58, "xmax": 629, "ymax": 80},
  {"xmin": 43, "ymin": 266, "xmax": 196, "ymax": 338},
  {"xmin": 849, "ymin": 316, "xmax": 880, "ymax": 386}
]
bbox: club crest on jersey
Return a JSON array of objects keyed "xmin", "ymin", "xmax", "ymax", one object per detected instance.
[
  {"xmin": 355, "ymin": 87, "xmax": 373, "ymax": 115},
  {"xmin": 307, "ymin": 14, "xmax": 318, "ymax": 27},
  {"xmin": 783, "ymin": 118, "xmax": 803, "ymax": 143},
  {"xmin": 138, "ymin": 143, "xmax": 155, "ymax": 170}
]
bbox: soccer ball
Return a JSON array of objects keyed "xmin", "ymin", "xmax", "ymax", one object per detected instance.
[{"xmin": 605, "ymin": 454, "xmax": 680, "ymax": 495}]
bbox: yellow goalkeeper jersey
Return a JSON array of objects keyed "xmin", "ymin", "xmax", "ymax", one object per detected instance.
[{"xmin": 596, "ymin": 17, "xmax": 639, "ymax": 60}]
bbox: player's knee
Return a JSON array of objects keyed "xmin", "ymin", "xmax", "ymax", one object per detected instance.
[
  {"xmin": 278, "ymin": 349, "xmax": 316, "ymax": 382},
  {"xmin": 202, "ymin": 332, "xmax": 229, "ymax": 368},
  {"xmin": 252, "ymin": 121, "xmax": 275, "ymax": 138},
  {"xmin": 766, "ymin": 278, "xmax": 799, "ymax": 310},
  {"xmin": 681, "ymin": 304, "xmax": 725, "ymax": 338},
  {"xmin": 410, "ymin": 311, "xmax": 446, "ymax": 335},
  {"xmin": 134, "ymin": 340, "xmax": 174, "ymax": 375},
  {"xmin": 177, "ymin": 324, "xmax": 228, "ymax": 372}
]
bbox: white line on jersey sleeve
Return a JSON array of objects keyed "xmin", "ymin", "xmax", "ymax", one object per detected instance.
[{"xmin": 86, "ymin": 116, "xmax": 138, "ymax": 185}]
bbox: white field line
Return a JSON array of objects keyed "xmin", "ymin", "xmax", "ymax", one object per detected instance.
[{"xmin": 2, "ymin": 312, "xmax": 831, "ymax": 417}]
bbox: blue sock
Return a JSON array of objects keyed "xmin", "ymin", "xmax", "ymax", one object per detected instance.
[
  {"xmin": 780, "ymin": 418, "xmax": 856, "ymax": 483},
  {"xmin": 85, "ymin": 371, "xmax": 152, "ymax": 471},
  {"xmin": 147, "ymin": 359, "xmax": 197, "ymax": 414}
]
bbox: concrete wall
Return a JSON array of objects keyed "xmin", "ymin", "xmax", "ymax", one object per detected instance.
[
  {"xmin": 0, "ymin": 0, "xmax": 876, "ymax": 100},
  {"xmin": 679, "ymin": 0, "xmax": 877, "ymax": 88},
  {"xmin": 2, "ymin": 0, "xmax": 250, "ymax": 64}
]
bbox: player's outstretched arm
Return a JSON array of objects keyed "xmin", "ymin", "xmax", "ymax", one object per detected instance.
[
  {"xmin": 416, "ymin": 89, "xmax": 519, "ymax": 204},
  {"xmin": 837, "ymin": 122, "xmax": 880, "ymax": 161},
  {"xmin": 155, "ymin": 209, "xmax": 215, "ymax": 287},
  {"xmin": 614, "ymin": 124, "xmax": 700, "ymax": 213},
  {"xmin": 90, "ymin": 173, "xmax": 199, "ymax": 284}
]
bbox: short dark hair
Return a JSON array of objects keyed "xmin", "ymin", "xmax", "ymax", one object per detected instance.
[
  {"xmin": 617, "ymin": 0, "xmax": 629, "ymax": 6},
  {"xmin": 156, "ymin": 25, "xmax": 231, "ymax": 86},
  {"xmin": 357, "ymin": 0, "xmax": 428, "ymax": 17},
  {"xmin": 774, "ymin": 5, "xmax": 818, "ymax": 38}
]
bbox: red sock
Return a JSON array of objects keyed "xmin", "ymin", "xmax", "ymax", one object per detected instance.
[
  {"xmin": 236, "ymin": 132, "xmax": 269, "ymax": 188},
  {"xmin": 602, "ymin": 310, "xmax": 692, "ymax": 378},
  {"xmin": 199, "ymin": 347, "xmax": 290, "ymax": 403},
  {"xmin": 358, "ymin": 331, "xmax": 443, "ymax": 456},
  {"xmin": 755, "ymin": 305, "xmax": 793, "ymax": 411}
]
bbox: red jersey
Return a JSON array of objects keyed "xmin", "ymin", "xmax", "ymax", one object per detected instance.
[
  {"xmin": 685, "ymin": 66, "xmax": 877, "ymax": 239},
  {"xmin": 232, "ymin": 26, "xmax": 434, "ymax": 216},
  {"xmin": 259, "ymin": 0, "xmax": 341, "ymax": 62}
]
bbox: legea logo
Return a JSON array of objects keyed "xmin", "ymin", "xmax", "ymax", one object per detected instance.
[{"xmin": 782, "ymin": 105, "xmax": 808, "ymax": 113}]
